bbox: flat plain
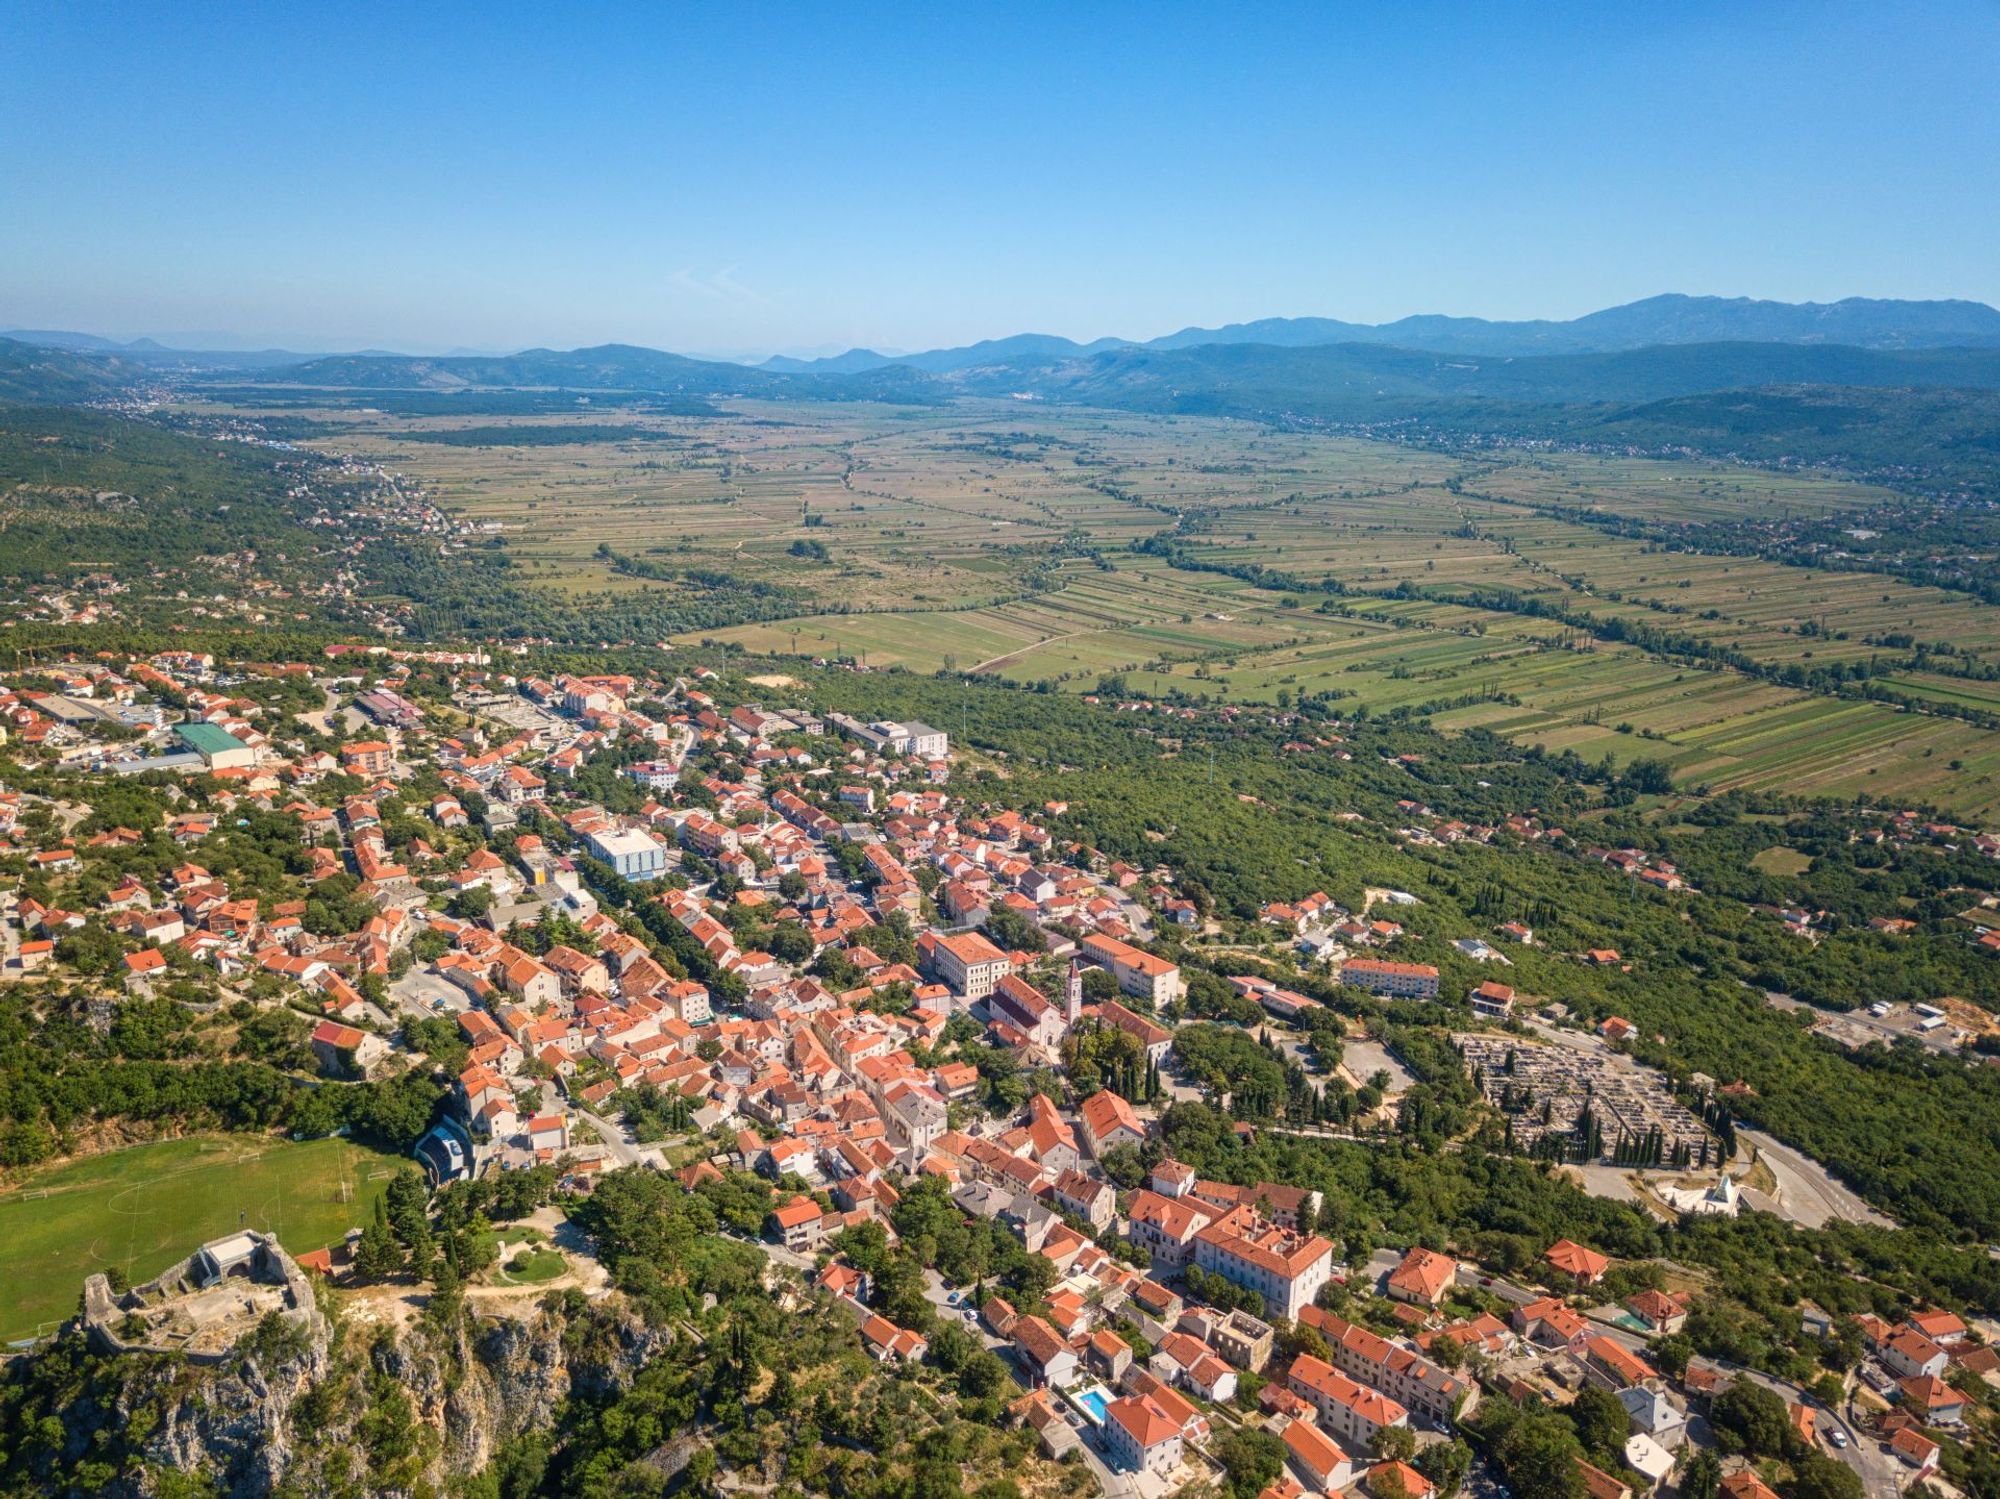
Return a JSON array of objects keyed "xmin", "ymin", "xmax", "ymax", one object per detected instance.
[{"xmin": 227, "ymin": 397, "xmax": 2000, "ymax": 819}]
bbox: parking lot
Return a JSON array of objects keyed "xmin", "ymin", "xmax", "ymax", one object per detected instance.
[{"xmin": 390, "ymin": 966, "xmax": 468, "ymax": 1018}]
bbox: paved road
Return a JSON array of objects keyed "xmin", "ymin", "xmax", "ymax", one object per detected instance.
[
  {"xmin": 574, "ymin": 1107, "xmax": 644, "ymax": 1168},
  {"xmin": 1739, "ymin": 1128, "xmax": 1894, "ymax": 1230},
  {"xmin": 573, "ymin": 1106, "xmax": 672, "ymax": 1170},
  {"xmin": 920, "ymin": 1267, "xmax": 1000, "ymax": 1346},
  {"xmin": 1071, "ymin": 1424, "xmax": 1141, "ymax": 1499},
  {"xmin": 1453, "ymin": 1261, "xmax": 1537, "ymax": 1306},
  {"xmin": 1727, "ymin": 1366, "xmax": 1896, "ymax": 1499},
  {"xmin": 709, "ymin": 1228, "xmax": 816, "ymax": 1282},
  {"xmin": 1113, "ymin": 896, "xmax": 1155, "ymax": 942}
]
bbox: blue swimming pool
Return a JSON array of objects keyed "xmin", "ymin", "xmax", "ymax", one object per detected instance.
[{"xmin": 1075, "ymin": 1388, "xmax": 1110, "ymax": 1424}]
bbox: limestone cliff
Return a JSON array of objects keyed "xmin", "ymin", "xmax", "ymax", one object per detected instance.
[{"xmin": 3, "ymin": 1291, "xmax": 673, "ymax": 1498}]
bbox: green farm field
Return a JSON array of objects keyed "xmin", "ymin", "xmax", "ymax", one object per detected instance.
[
  {"xmin": 200, "ymin": 395, "xmax": 2000, "ymax": 819},
  {"xmin": 0, "ymin": 1133, "xmax": 401, "ymax": 1343}
]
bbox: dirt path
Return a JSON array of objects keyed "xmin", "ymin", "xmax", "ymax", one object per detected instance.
[{"xmin": 968, "ymin": 629, "xmax": 1088, "ymax": 675}]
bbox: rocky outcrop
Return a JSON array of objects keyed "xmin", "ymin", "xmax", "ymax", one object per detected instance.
[
  {"xmin": 140, "ymin": 1319, "xmax": 332, "ymax": 1496},
  {"xmin": 377, "ymin": 1300, "xmax": 676, "ymax": 1479},
  {"xmin": 22, "ymin": 1293, "xmax": 670, "ymax": 1499}
]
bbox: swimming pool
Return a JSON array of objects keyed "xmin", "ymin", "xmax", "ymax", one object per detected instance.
[{"xmin": 1075, "ymin": 1387, "xmax": 1111, "ymax": 1424}]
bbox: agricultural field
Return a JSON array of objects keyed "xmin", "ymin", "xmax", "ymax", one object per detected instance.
[
  {"xmin": 201, "ymin": 395, "xmax": 2000, "ymax": 818},
  {"xmin": 708, "ymin": 560, "xmax": 1308, "ymax": 676},
  {"xmin": 0, "ymin": 1133, "xmax": 401, "ymax": 1343},
  {"xmin": 1464, "ymin": 456, "xmax": 1898, "ymax": 525},
  {"xmin": 1458, "ymin": 502, "xmax": 2000, "ymax": 666}
]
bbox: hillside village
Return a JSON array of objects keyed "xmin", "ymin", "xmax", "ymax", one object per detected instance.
[{"xmin": 2, "ymin": 645, "xmax": 1997, "ymax": 1499}]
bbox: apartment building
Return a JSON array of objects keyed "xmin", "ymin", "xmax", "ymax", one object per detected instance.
[
  {"xmin": 1300, "ymin": 1310, "xmax": 1477, "ymax": 1425},
  {"xmin": 1336, "ymin": 958, "xmax": 1441, "ymax": 1000},
  {"xmin": 1080, "ymin": 932, "xmax": 1184, "ymax": 1007},
  {"xmin": 920, "ymin": 928, "xmax": 1012, "ymax": 1001},
  {"xmin": 1288, "ymin": 1353, "xmax": 1410, "ymax": 1454}
]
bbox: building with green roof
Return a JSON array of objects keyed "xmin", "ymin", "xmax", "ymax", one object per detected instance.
[{"xmin": 175, "ymin": 721, "xmax": 255, "ymax": 770}]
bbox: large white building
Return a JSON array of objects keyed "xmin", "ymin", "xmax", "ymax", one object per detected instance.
[
  {"xmin": 921, "ymin": 929, "xmax": 1012, "ymax": 1001},
  {"xmin": 585, "ymin": 827, "xmax": 668, "ymax": 882},
  {"xmin": 1192, "ymin": 1205, "xmax": 1334, "ymax": 1320},
  {"xmin": 825, "ymin": 714, "xmax": 949, "ymax": 759}
]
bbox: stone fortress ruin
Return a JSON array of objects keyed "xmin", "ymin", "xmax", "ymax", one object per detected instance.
[{"xmin": 81, "ymin": 1230, "xmax": 321, "ymax": 1364}]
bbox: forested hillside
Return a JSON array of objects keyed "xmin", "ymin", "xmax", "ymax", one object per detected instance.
[{"xmin": 0, "ymin": 406, "xmax": 333, "ymax": 585}]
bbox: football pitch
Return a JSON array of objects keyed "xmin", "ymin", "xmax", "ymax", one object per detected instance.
[{"xmin": 0, "ymin": 1134, "xmax": 403, "ymax": 1345}]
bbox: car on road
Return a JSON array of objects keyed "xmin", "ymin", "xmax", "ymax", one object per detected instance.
[{"xmin": 1828, "ymin": 1430, "xmax": 1847, "ymax": 1449}]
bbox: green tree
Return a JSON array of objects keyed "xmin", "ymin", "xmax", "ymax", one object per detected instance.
[
  {"xmin": 1567, "ymin": 1386, "xmax": 1632, "ymax": 1464},
  {"xmin": 1494, "ymin": 1410, "xmax": 1588, "ymax": 1499},
  {"xmin": 1783, "ymin": 1453, "xmax": 1864, "ymax": 1499},
  {"xmin": 1680, "ymin": 1450, "xmax": 1723, "ymax": 1499},
  {"xmin": 1710, "ymin": 1381, "xmax": 1793, "ymax": 1458},
  {"xmin": 355, "ymin": 1197, "xmax": 405, "ymax": 1279},
  {"xmin": 1213, "ymin": 1426, "xmax": 1287, "ymax": 1499},
  {"xmin": 1416, "ymin": 1440, "xmax": 1473, "ymax": 1499},
  {"xmin": 1375, "ymin": 1424, "xmax": 1419, "ymax": 1462}
]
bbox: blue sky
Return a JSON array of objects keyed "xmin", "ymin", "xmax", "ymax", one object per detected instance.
[{"xmin": 4, "ymin": 2, "xmax": 1997, "ymax": 356}]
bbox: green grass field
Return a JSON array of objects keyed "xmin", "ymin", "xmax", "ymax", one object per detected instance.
[
  {"xmin": 1751, "ymin": 846, "xmax": 1815, "ymax": 876},
  {"xmin": 0, "ymin": 1134, "xmax": 403, "ymax": 1344},
  {"xmin": 498, "ymin": 1247, "xmax": 567, "ymax": 1285}
]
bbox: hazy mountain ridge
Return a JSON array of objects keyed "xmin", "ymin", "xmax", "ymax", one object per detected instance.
[
  {"xmin": 960, "ymin": 338, "xmax": 2000, "ymax": 410},
  {"xmin": 10, "ymin": 308, "xmax": 2000, "ymax": 496},
  {"xmin": 274, "ymin": 342, "xmax": 787, "ymax": 394},
  {"xmin": 0, "ymin": 335, "xmax": 139, "ymax": 403},
  {"xmin": 756, "ymin": 293, "xmax": 2000, "ymax": 373},
  {"xmin": 761, "ymin": 331, "xmax": 1131, "ymax": 374},
  {"xmin": 14, "ymin": 293, "xmax": 2000, "ymax": 383},
  {"xmin": 245, "ymin": 327, "xmax": 2000, "ymax": 407},
  {"xmin": 1, "ymin": 329, "xmax": 325, "ymax": 369}
]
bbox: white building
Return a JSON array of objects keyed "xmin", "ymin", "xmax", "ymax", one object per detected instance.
[
  {"xmin": 585, "ymin": 827, "xmax": 668, "ymax": 882},
  {"xmin": 1192, "ymin": 1206, "xmax": 1333, "ymax": 1321},
  {"xmin": 1104, "ymin": 1395, "xmax": 1183, "ymax": 1475}
]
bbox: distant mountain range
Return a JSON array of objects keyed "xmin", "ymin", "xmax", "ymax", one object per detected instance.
[
  {"xmin": 0, "ymin": 336, "xmax": 138, "ymax": 403},
  {"xmin": 14, "ymin": 294, "xmax": 2000, "ymax": 380},
  {"xmin": 1, "ymin": 329, "xmax": 326, "ymax": 370},
  {"xmin": 758, "ymin": 294, "xmax": 2000, "ymax": 372},
  {"xmin": 949, "ymin": 338, "xmax": 2000, "ymax": 414},
  {"xmin": 229, "ymin": 333, "xmax": 2000, "ymax": 412},
  {"xmin": 760, "ymin": 331, "xmax": 1134, "ymax": 375},
  {"xmin": 278, "ymin": 343, "xmax": 780, "ymax": 394},
  {"xmin": 10, "ymin": 299, "xmax": 2000, "ymax": 497},
  {"xmin": 10, "ymin": 292, "xmax": 2000, "ymax": 417}
]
